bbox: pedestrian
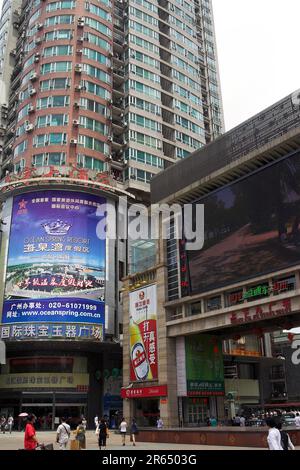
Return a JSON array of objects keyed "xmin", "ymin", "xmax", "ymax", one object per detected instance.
[
  {"xmin": 98, "ymin": 418, "xmax": 108, "ymax": 450},
  {"xmin": 275, "ymin": 422, "xmax": 295, "ymax": 450},
  {"xmin": 7, "ymin": 415, "xmax": 14, "ymax": 434},
  {"xmin": 210, "ymin": 417, "xmax": 217, "ymax": 427},
  {"xmin": 157, "ymin": 417, "xmax": 164, "ymax": 429},
  {"xmin": 240, "ymin": 416, "xmax": 246, "ymax": 427},
  {"xmin": 295, "ymin": 413, "xmax": 300, "ymax": 427},
  {"xmin": 24, "ymin": 414, "xmax": 39, "ymax": 450},
  {"xmin": 119, "ymin": 417, "xmax": 127, "ymax": 446},
  {"xmin": 94, "ymin": 415, "xmax": 99, "ymax": 431},
  {"xmin": 130, "ymin": 418, "xmax": 138, "ymax": 446},
  {"xmin": 56, "ymin": 417, "xmax": 71, "ymax": 450},
  {"xmin": 81, "ymin": 416, "xmax": 87, "ymax": 430},
  {"xmin": 0, "ymin": 416, "xmax": 6, "ymax": 434},
  {"xmin": 266, "ymin": 418, "xmax": 283, "ymax": 450},
  {"xmin": 75, "ymin": 422, "xmax": 86, "ymax": 450}
]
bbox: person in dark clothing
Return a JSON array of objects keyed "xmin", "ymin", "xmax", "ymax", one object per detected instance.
[
  {"xmin": 98, "ymin": 418, "xmax": 108, "ymax": 450},
  {"xmin": 275, "ymin": 421, "xmax": 295, "ymax": 450},
  {"xmin": 130, "ymin": 418, "xmax": 138, "ymax": 446}
]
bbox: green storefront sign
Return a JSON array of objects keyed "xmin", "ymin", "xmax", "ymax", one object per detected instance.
[{"xmin": 186, "ymin": 335, "xmax": 224, "ymax": 396}]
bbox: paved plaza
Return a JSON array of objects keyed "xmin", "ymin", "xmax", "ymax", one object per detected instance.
[{"xmin": 0, "ymin": 430, "xmax": 268, "ymax": 450}]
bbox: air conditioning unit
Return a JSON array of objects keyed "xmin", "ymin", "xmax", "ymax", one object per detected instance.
[
  {"xmin": 28, "ymin": 105, "xmax": 35, "ymax": 113},
  {"xmin": 77, "ymin": 36, "xmax": 84, "ymax": 43},
  {"xmin": 25, "ymin": 123, "xmax": 34, "ymax": 132},
  {"xmin": 123, "ymin": 41, "xmax": 128, "ymax": 48},
  {"xmin": 76, "ymin": 49, "xmax": 83, "ymax": 54},
  {"xmin": 77, "ymin": 18, "xmax": 85, "ymax": 27},
  {"xmin": 30, "ymin": 72, "xmax": 38, "ymax": 81},
  {"xmin": 35, "ymin": 37, "xmax": 42, "ymax": 45},
  {"xmin": 34, "ymin": 55, "xmax": 40, "ymax": 63},
  {"xmin": 123, "ymin": 140, "xmax": 127, "ymax": 145},
  {"xmin": 107, "ymin": 136, "xmax": 113, "ymax": 142},
  {"xmin": 73, "ymin": 102, "xmax": 80, "ymax": 108},
  {"xmin": 123, "ymin": 121, "xmax": 128, "ymax": 127},
  {"xmin": 29, "ymin": 88, "xmax": 36, "ymax": 96},
  {"xmin": 70, "ymin": 138, "xmax": 77, "ymax": 145},
  {"xmin": 74, "ymin": 85, "xmax": 82, "ymax": 91},
  {"xmin": 72, "ymin": 119, "xmax": 79, "ymax": 126},
  {"xmin": 74, "ymin": 64, "xmax": 82, "ymax": 72},
  {"xmin": 37, "ymin": 23, "xmax": 43, "ymax": 30}
]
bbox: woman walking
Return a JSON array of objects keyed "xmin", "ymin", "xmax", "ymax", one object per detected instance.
[
  {"xmin": 98, "ymin": 418, "xmax": 108, "ymax": 450},
  {"xmin": 130, "ymin": 418, "xmax": 138, "ymax": 446},
  {"xmin": 119, "ymin": 417, "xmax": 127, "ymax": 446}
]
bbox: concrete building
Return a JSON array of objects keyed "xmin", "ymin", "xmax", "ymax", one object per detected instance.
[
  {"xmin": 0, "ymin": 0, "xmax": 223, "ymax": 197},
  {"xmin": 122, "ymin": 90, "xmax": 300, "ymax": 427},
  {"xmin": 0, "ymin": 0, "xmax": 21, "ymax": 166}
]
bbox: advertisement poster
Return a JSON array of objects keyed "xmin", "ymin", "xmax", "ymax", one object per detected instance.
[
  {"xmin": 3, "ymin": 191, "xmax": 106, "ymax": 332},
  {"xmin": 185, "ymin": 335, "xmax": 224, "ymax": 396},
  {"xmin": 129, "ymin": 285, "xmax": 158, "ymax": 382}
]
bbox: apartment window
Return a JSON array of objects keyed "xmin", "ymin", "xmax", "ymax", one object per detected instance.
[
  {"xmin": 125, "ymin": 148, "xmax": 164, "ymax": 169},
  {"xmin": 41, "ymin": 61, "xmax": 72, "ymax": 74},
  {"xmin": 23, "ymin": 54, "xmax": 35, "ymax": 70},
  {"xmin": 13, "ymin": 140, "xmax": 28, "ymax": 157},
  {"xmin": 85, "ymin": 17, "xmax": 112, "ymax": 37},
  {"xmin": 37, "ymin": 95, "xmax": 70, "ymax": 108},
  {"xmin": 86, "ymin": 32, "xmax": 110, "ymax": 51},
  {"xmin": 14, "ymin": 158, "xmax": 25, "ymax": 173},
  {"xmin": 129, "ymin": 131, "xmax": 162, "ymax": 150},
  {"xmin": 225, "ymin": 289, "xmax": 244, "ymax": 307},
  {"xmin": 83, "ymin": 48, "xmax": 110, "ymax": 66},
  {"xmin": 272, "ymin": 274, "xmax": 296, "ymax": 296},
  {"xmin": 45, "ymin": 29, "xmax": 72, "ymax": 41},
  {"xmin": 85, "ymin": 3, "xmax": 112, "ymax": 21},
  {"xmin": 80, "ymin": 97, "xmax": 107, "ymax": 115},
  {"xmin": 37, "ymin": 114, "xmax": 68, "ymax": 127},
  {"xmin": 46, "ymin": 1, "xmax": 76, "ymax": 12},
  {"xmin": 34, "ymin": 133, "xmax": 67, "ymax": 147},
  {"xmin": 78, "ymin": 135, "xmax": 107, "ymax": 153},
  {"xmin": 129, "ymin": 80, "xmax": 160, "ymax": 99},
  {"xmin": 206, "ymin": 296, "xmax": 222, "ymax": 312},
  {"xmin": 82, "ymin": 64, "xmax": 111, "ymax": 83},
  {"xmin": 44, "ymin": 45, "xmax": 73, "ymax": 57},
  {"xmin": 130, "ymin": 64, "xmax": 160, "ymax": 83},
  {"xmin": 77, "ymin": 154, "xmax": 105, "ymax": 170},
  {"xmin": 32, "ymin": 152, "xmax": 66, "ymax": 166},
  {"xmin": 82, "ymin": 80, "xmax": 111, "ymax": 100},
  {"xmin": 17, "ymin": 105, "xmax": 30, "ymax": 122},
  {"xmin": 79, "ymin": 116, "xmax": 106, "ymax": 134},
  {"xmin": 44, "ymin": 15, "xmax": 74, "ymax": 26},
  {"xmin": 129, "ymin": 34, "xmax": 159, "ymax": 55},
  {"xmin": 40, "ymin": 78, "xmax": 69, "ymax": 90}
]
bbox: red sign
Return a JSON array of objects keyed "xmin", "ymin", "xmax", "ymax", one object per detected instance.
[
  {"xmin": 230, "ymin": 299, "xmax": 292, "ymax": 325},
  {"xmin": 121, "ymin": 385, "xmax": 168, "ymax": 399}
]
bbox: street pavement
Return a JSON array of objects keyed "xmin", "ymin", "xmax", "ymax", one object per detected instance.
[{"xmin": 0, "ymin": 430, "xmax": 269, "ymax": 450}]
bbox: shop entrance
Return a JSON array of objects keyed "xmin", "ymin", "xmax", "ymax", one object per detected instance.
[{"xmin": 134, "ymin": 398, "xmax": 160, "ymax": 427}]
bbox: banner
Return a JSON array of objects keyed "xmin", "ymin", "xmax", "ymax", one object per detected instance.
[
  {"xmin": 129, "ymin": 285, "xmax": 158, "ymax": 382},
  {"xmin": 185, "ymin": 335, "xmax": 224, "ymax": 396},
  {"xmin": 3, "ymin": 191, "xmax": 106, "ymax": 332}
]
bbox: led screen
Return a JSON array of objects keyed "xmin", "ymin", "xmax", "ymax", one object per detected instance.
[{"xmin": 187, "ymin": 153, "xmax": 300, "ymax": 294}]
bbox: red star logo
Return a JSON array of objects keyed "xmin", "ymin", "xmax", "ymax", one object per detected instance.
[{"xmin": 18, "ymin": 199, "xmax": 27, "ymax": 210}]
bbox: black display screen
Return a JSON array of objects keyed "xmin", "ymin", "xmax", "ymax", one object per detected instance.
[{"xmin": 187, "ymin": 152, "xmax": 300, "ymax": 294}]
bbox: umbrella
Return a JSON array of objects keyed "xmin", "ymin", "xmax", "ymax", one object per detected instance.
[{"xmin": 18, "ymin": 413, "xmax": 28, "ymax": 417}]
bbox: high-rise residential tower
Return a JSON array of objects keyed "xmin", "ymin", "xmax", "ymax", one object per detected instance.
[{"xmin": 1, "ymin": 0, "xmax": 223, "ymax": 197}]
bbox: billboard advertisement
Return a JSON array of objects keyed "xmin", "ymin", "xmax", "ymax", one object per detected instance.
[
  {"xmin": 2, "ymin": 191, "xmax": 106, "ymax": 338},
  {"xmin": 129, "ymin": 285, "xmax": 158, "ymax": 382},
  {"xmin": 187, "ymin": 153, "xmax": 300, "ymax": 294},
  {"xmin": 185, "ymin": 335, "xmax": 224, "ymax": 396}
]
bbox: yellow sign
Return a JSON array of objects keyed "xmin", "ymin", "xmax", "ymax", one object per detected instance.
[{"xmin": 0, "ymin": 373, "xmax": 89, "ymax": 389}]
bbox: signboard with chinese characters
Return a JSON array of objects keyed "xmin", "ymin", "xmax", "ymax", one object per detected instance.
[
  {"xmin": 121, "ymin": 385, "xmax": 167, "ymax": 399},
  {"xmin": 0, "ymin": 323, "xmax": 103, "ymax": 341},
  {"xmin": 3, "ymin": 191, "xmax": 106, "ymax": 337},
  {"xmin": 185, "ymin": 335, "xmax": 225, "ymax": 397},
  {"xmin": 0, "ymin": 373, "xmax": 89, "ymax": 389},
  {"xmin": 229, "ymin": 299, "xmax": 292, "ymax": 325},
  {"xmin": 129, "ymin": 285, "xmax": 158, "ymax": 382}
]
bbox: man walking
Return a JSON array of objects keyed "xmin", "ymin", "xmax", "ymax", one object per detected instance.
[{"xmin": 56, "ymin": 417, "xmax": 71, "ymax": 450}]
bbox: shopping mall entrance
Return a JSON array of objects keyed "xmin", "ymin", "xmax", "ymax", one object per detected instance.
[
  {"xmin": 19, "ymin": 391, "xmax": 87, "ymax": 430},
  {"xmin": 133, "ymin": 398, "xmax": 160, "ymax": 427}
]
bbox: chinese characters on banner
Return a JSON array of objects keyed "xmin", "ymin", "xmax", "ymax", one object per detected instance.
[
  {"xmin": 0, "ymin": 323, "xmax": 103, "ymax": 341},
  {"xmin": 129, "ymin": 285, "xmax": 158, "ymax": 382},
  {"xmin": 2, "ymin": 191, "xmax": 106, "ymax": 338}
]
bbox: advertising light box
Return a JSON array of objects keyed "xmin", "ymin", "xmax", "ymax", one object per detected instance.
[{"xmin": 2, "ymin": 190, "xmax": 106, "ymax": 340}]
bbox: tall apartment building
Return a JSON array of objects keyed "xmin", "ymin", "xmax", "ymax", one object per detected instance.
[
  {"xmin": 0, "ymin": 0, "xmax": 21, "ymax": 165},
  {"xmin": 1, "ymin": 0, "xmax": 223, "ymax": 198}
]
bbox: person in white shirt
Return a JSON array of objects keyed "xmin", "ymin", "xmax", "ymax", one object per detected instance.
[
  {"xmin": 119, "ymin": 418, "xmax": 127, "ymax": 446},
  {"xmin": 266, "ymin": 418, "xmax": 283, "ymax": 450},
  {"xmin": 56, "ymin": 417, "xmax": 71, "ymax": 450},
  {"xmin": 239, "ymin": 416, "xmax": 246, "ymax": 427},
  {"xmin": 295, "ymin": 413, "xmax": 300, "ymax": 427},
  {"xmin": 157, "ymin": 417, "xmax": 164, "ymax": 429},
  {"xmin": 94, "ymin": 415, "xmax": 99, "ymax": 431},
  {"xmin": 7, "ymin": 416, "xmax": 14, "ymax": 434}
]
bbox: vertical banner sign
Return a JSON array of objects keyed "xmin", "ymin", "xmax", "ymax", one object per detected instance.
[
  {"xmin": 2, "ymin": 191, "xmax": 106, "ymax": 337},
  {"xmin": 129, "ymin": 285, "xmax": 158, "ymax": 382}
]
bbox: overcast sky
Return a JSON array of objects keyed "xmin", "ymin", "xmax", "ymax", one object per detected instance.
[{"xmin": 212, "ymin": 0, "xmax": 300, "ymax": 131}]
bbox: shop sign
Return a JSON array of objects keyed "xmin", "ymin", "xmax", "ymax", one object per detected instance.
[
  {"xmin": 129, "ymin": 285, "xmax": 158, "ymax": 382},
  {"xmin": 187, "ymin": 380, "xmax": 224, "ymax": 397},
  {"xmin": 0, "ymin": 323, "xmax": 103, "ymax": 341},
  {"xmin": 121, "ymin": 385, "xmax": 168, "ymax": 399},
  {"xmin": 0, "ymin": 373, "xmax": 89, "ymax": 389},
  {"xmin": 230, "ymin": 299, "xmax": 292, "ymax": 325}
]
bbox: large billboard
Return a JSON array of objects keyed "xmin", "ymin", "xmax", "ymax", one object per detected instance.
[
  {"xmin": 129, "ymin": 285, "xmax": 158, "ymax": 382},
  {"xmin": 185, "ymin": 335, "xmax": 224, "ymax": 396},
  {"xmin": 2, "ymin": 191, "xmax": 106, "ymax": 339},
  {"xmin": 187, "ymin": 153, "xmax": 300, "ymax": 294}
]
